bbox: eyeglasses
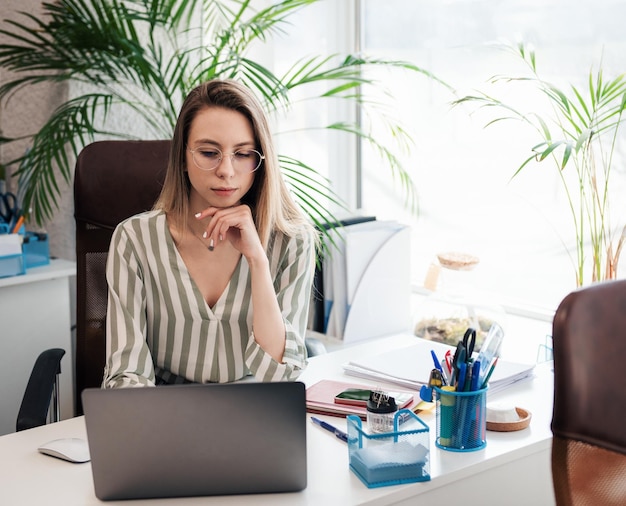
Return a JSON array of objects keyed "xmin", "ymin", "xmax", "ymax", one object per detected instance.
[{"xmin": 188, "ymin": 146, "xmax": 265, "ymax": 173}]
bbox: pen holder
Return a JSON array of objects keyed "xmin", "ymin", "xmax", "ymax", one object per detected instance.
[
  {"xmin": 434, "ymin": 386, "xmax": 487, "ymax": 452},
  {"xmin": 347, "ymin": 409, "xmax": 430, "ymax": 488}
]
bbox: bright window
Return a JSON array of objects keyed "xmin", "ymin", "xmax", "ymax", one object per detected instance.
[{"xmin": 273, "ymin": 0, "xmax": 626, "ymax": 313}]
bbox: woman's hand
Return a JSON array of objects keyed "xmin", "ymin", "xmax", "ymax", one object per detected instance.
[{"xmin": 196, "ymin": 204, "xmax": 265, "ymax": 261}]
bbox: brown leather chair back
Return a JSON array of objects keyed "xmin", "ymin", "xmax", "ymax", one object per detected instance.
[
  {"xmin": 74, "ymin": 140, "xmax": 169, "ymax": 413},
  {"xmin": 551, "ymin": 279, "xmax": 626, "ymax": 505}
]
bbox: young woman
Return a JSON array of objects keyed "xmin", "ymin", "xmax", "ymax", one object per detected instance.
[{"xmin": 103, "ymin": 79, "xmax": 317, "ymax": 388}]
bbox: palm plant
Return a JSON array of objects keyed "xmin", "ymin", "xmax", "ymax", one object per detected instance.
[
  {"xmin": 454, "ymin": 43, "xmax": 626, "ymax": 286},
  {"xmin": 0, "ymin": 0, "xmax": 443, "ymax": 241}
]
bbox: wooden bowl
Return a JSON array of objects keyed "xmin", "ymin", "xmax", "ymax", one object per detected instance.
[{"xmin": 486, "ymin": 407, "xmax": 531, "ymax": 432}]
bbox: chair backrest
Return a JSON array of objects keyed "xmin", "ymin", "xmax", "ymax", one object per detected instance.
[
  {"xmin": 74, "ymin": 140, "xmax": 170, "ymax": 413},
  {"xmin": 551, "ymin": 279, "xmax": 626, "ymax": 505},
  {"xmin": 17, "ymin": 348, "xmax": 66, "ymax": 431}
]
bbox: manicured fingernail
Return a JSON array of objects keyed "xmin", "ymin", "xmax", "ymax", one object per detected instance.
[
  {"xmin": 208, "ymin": 239, "xmax": 214, "ymax": 251},
  {"xmin": 202, "ymin": 231, "xmax": 207, "ymax": 239},
  {"xmin": 219, "ymin": 234, "xmax": 223, "ymax": 241},
  {"xmin": 195, "ymin": 212, "xmax": 202, "ymax": 218}
]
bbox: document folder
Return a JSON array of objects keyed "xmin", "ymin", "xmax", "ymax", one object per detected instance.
[{"xmin": 324, "ymin": 220, "xmax": 411, "ymax": 342}]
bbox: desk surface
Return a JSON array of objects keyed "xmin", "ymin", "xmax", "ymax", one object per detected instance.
[{"xmin": 0, "ymin": 334, "xmax": 556, "ymax": 505}]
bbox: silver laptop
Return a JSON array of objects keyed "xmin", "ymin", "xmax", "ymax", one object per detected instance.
[{"xmin": 82, "ymin": 382, "xmax": 307, "ymax": 501}]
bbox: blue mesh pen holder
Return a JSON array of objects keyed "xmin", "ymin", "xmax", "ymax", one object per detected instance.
[
  {"xmin": 347, "ymin": 409, "xmax": 430, "ymax": 488},
  {"xmin": 434, "ymin": 386, "xmax": 487, "ymax": 452}
]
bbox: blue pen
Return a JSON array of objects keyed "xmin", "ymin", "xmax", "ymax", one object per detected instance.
[
  {"xmin": 430, "ymin": 350, "xmax": 447, "ymax": 385},
  {"xmin": 311, "ymin": 416, "xmax": 348, "ymax": 443},
  {"xmin": 457, "ymin": 362, "xmax": 467, "ymax": 392},
  {"xmin": 468, "ymin": 360, "xmax": 480, "ymax": 391}
]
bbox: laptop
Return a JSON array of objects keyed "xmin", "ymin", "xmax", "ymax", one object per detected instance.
[{"xmin": 82, "ymin": 381, "xmax": 307, "ymax": 501}]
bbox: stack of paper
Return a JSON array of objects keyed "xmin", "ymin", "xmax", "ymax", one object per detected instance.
[{"xmin": 342, "ymin": 339, "xmax": 535, "ymax": 395}]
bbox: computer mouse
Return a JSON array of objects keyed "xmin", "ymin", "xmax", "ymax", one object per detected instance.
[{"xmin": 38, "ymin": 437, "xmax": 91, "ymax": 463}]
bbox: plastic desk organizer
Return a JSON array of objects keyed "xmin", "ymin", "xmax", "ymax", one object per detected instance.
[
  {"xmin": 0, "ymin": 229, "xmax": 49, "ymax": 278},
  {"xmin": 347, "ymin": 409, "xmax": 430, "ymax": 488}
]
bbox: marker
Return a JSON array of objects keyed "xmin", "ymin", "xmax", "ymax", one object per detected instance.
[{"xmin": 310, "ymin": 416, "xmax": 348, "ymax": 443}]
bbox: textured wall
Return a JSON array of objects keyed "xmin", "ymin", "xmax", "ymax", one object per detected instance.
[{"xmin": 1, "ymin": 0, "xmax": 74, "ymax": 260}]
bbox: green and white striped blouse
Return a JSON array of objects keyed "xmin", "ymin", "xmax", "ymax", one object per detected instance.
[{"xmin": 103, "ymin": 210, "xmax": 314, "ymax": 388}]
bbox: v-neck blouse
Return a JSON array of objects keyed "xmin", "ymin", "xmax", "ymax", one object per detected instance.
[{"xmin": 103, "ymin": 210, "xmax": 314, "ymax": 387}]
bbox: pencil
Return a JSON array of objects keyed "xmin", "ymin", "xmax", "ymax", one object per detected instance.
[
  {"xmin": 11, "ymin": 215, "xmax": 25, "ymax": 234},
  {"xmin": 480, "ymin": 357, "xmax": 499, "ymax": 390}
]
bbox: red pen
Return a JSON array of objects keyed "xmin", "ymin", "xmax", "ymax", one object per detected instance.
[{"xmin": 443, "ymin": 350, "xmax": 453, "ymax": 375}]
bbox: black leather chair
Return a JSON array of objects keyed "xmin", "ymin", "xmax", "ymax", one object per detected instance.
[
  {"xmin": 17, "ymin": 348, "xmax": 66, "ymax": 431},
  {"xmin": 551, "ymin": 279, "xmax": 626, "ymax": 505},
  {"xmin": 74, "ymin": 140, "xmax": 169, "ymax": 414}
]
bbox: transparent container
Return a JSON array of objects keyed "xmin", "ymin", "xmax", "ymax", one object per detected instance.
[
  {"xmin": 414, "ymin": 253, "xmax": 506, "ymax": 352},
  {"xmin": 366, "ymin": 391, "xmax": 398, "ymax": 434}
]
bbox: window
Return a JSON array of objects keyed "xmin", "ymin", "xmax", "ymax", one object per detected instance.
[{"xmin": 273, "ymin": 0, "xmax": 626, "ymax": 312}]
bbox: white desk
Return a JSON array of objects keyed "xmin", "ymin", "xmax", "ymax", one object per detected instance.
[
  {"xmin": 0, "ymin": 259, "xmax": 76, "ymax": 436},
  {"xmin": 0, "ymin": 334, "xmax": 556, "ymax": 505}
]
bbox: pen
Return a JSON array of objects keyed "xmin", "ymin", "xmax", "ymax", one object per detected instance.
[
  {"xmin": 470, "ymin": 360, "xmax": 481, "ymax": 391},
  {"xmin": 430, "ymin": 350, "xmax": 448, "ymax": 385},
  {"xmin": 11, "ymin": 214, "xmax": 25, "ymax": 234},
  {"xmin": 310, "ymin": 416, "xmax": 348, "ymax": 443},
  {"xmin": 457, "ymin": 362, "xmax": 467, "ymax": 392},
  {"xmin": 480, "ymin": 357, "xmax": 499, "ymax": 390},
  {"xmin": 430, "ymin": 349, "xmax": 443, "ymax": 374}
]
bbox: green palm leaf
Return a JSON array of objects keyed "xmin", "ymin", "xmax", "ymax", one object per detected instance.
[{"xmin": 0, "ymin": 0, "xmax": 443, "ymax": 234}]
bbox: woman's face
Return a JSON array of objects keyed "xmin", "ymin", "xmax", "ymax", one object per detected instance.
[{"xmin": 185, "ymin": 106, "xmax": 257, "ymax": 211}]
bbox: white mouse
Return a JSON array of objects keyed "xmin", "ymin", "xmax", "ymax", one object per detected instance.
[{"xmin": 38, "ymin": 437, "xmax": 91, "ymax": 463}]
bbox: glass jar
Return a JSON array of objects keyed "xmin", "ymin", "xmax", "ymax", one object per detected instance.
[{"xmin": 413, "ymin": 252, "xmax": 507, "ymax": 352}]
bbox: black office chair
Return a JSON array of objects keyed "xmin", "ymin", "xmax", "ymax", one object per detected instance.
[{"xmin": 16, "ymin": 348, "xmax": 66, "ymax": 432}]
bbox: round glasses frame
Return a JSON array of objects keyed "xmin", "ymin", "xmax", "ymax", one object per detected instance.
[{"xmin": 188, "ymin": 146, "xmax": 265, "ymax": 173}]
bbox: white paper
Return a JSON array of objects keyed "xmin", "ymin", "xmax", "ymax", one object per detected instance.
[
  {"xmin": 343, "ymin": 338, "xmax": 535, "ymax": 394},
  {"xmin": 0, "ymin": 234, "xmax": 22, "ymax": 256}
]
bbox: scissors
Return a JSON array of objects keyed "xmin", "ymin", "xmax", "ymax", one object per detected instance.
[
  {"xmin": 451, "ymin": 327, "xmax": 477, "ymax": 384},
  {"xmin": 460, "ymin": 327, "xmax": 477, "ymax": 358},
  {"xmin": 0, "ymin": 192, "xmax": 20, "ymax": 224}
]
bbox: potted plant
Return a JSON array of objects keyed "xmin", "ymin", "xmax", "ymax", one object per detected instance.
[
  {"xmin": 454, "ymin": 42, "xmax": 626, "ymax": 286},
  {"xmin": 0, "ymin": 0, "xmax": 446, "ymax": 242}
]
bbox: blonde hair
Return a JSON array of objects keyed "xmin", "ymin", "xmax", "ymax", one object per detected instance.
[{"xmin": 154, "ymin": 79, "xmax": 315, "ymax": 248}]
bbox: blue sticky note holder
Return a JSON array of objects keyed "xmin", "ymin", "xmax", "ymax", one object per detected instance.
[
  {"xmin": 0, "ymin": 252, "xmax": 26, "ymax": 278},
  {"xmin": 23, "ymin": 232, "xmax": 50, "ymax": 269},
  {"xmin": 0, "ymin": 227, "xmax": 50, "ymax": 277},
  {"xmin": 347, "ymin": 409, "xmax": 430, "ymax": 488}
]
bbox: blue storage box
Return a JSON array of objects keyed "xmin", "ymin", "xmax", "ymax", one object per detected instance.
[
  {"xmin": 0, "ymin": 253, "xmax": 26, "ymax": 278},
  {"xmin": 23, "ymin": 232, "xmax": 50, "ymax": 269},
  {"xmin": 347, "ymin": 409, "xmax": 431, "ymax": 488}
]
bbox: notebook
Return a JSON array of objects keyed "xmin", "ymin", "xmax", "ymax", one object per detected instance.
[{"xmin": 82, "ymin": 382, "xmax": 307, "ymax": 501}]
